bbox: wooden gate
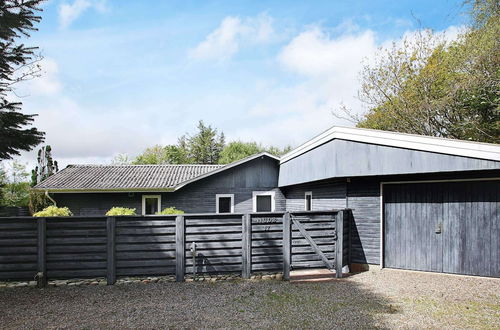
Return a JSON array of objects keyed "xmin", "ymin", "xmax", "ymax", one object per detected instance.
[{"xmin": 282, "ymin": 210, "xmax": 348, "ymax": 279}]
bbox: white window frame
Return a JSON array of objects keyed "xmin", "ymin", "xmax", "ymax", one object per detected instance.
[
  {"xmin": 142, "ymin": 194, "xmax": 161, "ymax": 215},
  {"xmin": 252, "ymin": 191, "xmax": 276, "ymax": 212},
  {"xmin": 216, "ymin": 194, "xmax": 234, "ymax": 214},
  {"xmin": 304, "ymin": 191, "xmax": 312, "ymax": 211}
]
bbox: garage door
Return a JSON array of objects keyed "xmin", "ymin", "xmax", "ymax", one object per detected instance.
[{"xmin": 383, "ymin": 180, "xmax": 499, "ymax": 277}]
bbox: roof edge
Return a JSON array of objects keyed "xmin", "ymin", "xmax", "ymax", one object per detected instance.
[
  {"xmin": 33, "ymin": 188, "xmax": 176, "ymax": 193},
  {"xmin": 280, "ymin": 126, "xmax": 500, "ymax": 163},
  {"xmin": 174, "ymin": 152, "xmax": 280, "ymax": 190}
]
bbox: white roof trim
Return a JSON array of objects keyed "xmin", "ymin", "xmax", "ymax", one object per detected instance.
[
  {"xmin": 174, "ymin": 152, "xmax": 280, "ymax": 190},
  {"xmin": 280, "ymin": 126, "xmax": 500, "ymax": 163}
]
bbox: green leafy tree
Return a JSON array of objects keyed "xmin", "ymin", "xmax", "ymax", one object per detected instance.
[
  {"xmin": 218, "ymin": 141, "xmax": 293, "ymax": 164},
  {"xmin": 134, "ymin": 121, "xmax": 225, "ymax": 165},
  {"xmin": 0, "ymin": 0, "xmax": 45, "ymax": 159},
  {"xmin": 1, "ymin": 161, "xmax": 30, "ymax": 207},
  {"xmin": 187, "ymin": 121, "xmax": 225, "ymax": 164},
  {"xmin": 219, "ymin": 141, "xmax": 263, "ymax": 164},
  {"xmin": 351, "ymin": 1, "xmax": 499, "ymax": 143}
]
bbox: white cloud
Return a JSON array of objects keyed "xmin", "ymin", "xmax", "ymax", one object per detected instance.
[
  {"xmin": 58, "ymin": 0, "xmax": 107, "ymax": 29},
  {"xmin": 189, "ymin": 13, "xmax": 275, "ymax": 61},
  {"xmin": 278, "ymin": 27, "xmax": 377, "ymax": 77},
  {"xmin": 232, "ymin": 24, "xmax": 462, "ymax": 148}
]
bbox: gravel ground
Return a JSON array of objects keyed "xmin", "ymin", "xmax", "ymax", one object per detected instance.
[{"xmin": 0, "ymin": 269, "xmax": 498, "ymax": 329}]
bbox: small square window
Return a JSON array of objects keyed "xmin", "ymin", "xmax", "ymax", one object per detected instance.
[
  {"xmin": 216, "ymin": 194, "xmax": 234, "ymax": 213},
  {"xmin": 253, "ymin": 191, "xmax": 276, "ymax": 212}
]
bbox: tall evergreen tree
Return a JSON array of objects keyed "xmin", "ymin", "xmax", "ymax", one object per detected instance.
[
  {"xmin": 31, "ymin": 145, "xmax": 58, "ymax": 186},
  {"xmin": 0, "ymin": 0, "xmax": 45, "ymax": 159}
]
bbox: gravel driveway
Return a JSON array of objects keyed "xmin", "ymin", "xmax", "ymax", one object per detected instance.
[{"xmin": 0, "ymin": 269, "xmax": 499, "ymax": 329}]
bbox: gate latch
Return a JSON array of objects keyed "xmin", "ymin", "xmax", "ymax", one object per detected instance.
[{"xmin": 435, "ymin": 223, "xmax": 442, "ymax": 234}]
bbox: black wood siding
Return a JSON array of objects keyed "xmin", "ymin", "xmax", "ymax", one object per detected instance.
[
  {"xmin": 347, "ymin": 179, "xmax": 380, "ymax": 265},
  {"xmin": 384, "ymin": 180, "xmax": 499, "ymax": 277},
  {"xmin": 53, "ymin": 157, "xmax": 285, "ymax": 216}
]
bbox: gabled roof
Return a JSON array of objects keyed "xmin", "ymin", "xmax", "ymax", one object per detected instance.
[
  {"xmin": 34, "ymin": 152, "xmax": 279, "ymax": 192},
  {"xmin": 280, "ymin": 126, "xmax": 500, "ymax": 163},
  {"xmin": 175, "ymin": 152, "xmax": 280, "ymax": 190}
]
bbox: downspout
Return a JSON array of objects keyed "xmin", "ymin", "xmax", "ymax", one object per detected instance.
[{"xmin": 45, "ymin": 190, "xmax": 57, "ymax": 206}]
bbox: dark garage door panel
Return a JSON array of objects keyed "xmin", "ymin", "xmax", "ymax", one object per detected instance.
[{"xmin": 384, "ymin": 180, "xmax": 499, "ymax": 278}]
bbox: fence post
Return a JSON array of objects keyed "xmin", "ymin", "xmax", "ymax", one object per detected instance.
[
  {"xmin": 242, "ymin": 213, "xmax": 252, "ymax": 279},
  {"xmin": 282, "ymin": 212, "xmax": 291, "ymax": 281},
  {"xmin": 106, "ymin": 216, "xmax": 116, "ymax": 285},
  {"xmin": 37, "ymin": 217, "xmax": 47, "ymax": 288},
  {"xmin": 175, "ymin": 215, "xmax": 185, "ymax": 282},
  {"xmin": 335, "ymin": 210, "xmax": 344, "ymax": 278}
]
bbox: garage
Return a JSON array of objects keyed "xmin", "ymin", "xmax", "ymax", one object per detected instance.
[{"xmin": 383, "ymin": 179, "xmax": 499, "ymax": 277}]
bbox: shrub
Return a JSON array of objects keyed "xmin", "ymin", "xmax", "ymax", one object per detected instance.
[
  {"xmin": 33, "ymin": 206, "xmax": 73, "ymax": 217},
  {"xmin": 28, "ymin": 190, "xmax": 54, "ymax": 214},
  {"xmin": 157, "ymin": 207, "xmax": 185, "ymax": 215},
  {"xmin": 106, "ymin": 207, "xmax": 137, "ymax": 216}
]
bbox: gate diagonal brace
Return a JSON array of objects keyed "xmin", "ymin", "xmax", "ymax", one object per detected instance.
[{"xmin": 291, "ymin": 216, "xmax": 335, "ymax": 270}]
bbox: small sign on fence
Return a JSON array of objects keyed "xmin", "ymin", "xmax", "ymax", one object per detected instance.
[{"xmin": 252, "ymin": 217, "xmax": 281, "ymax": 224}]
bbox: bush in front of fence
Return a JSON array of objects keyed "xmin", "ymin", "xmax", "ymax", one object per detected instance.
[
  {"xmin": 157, "ymin": 207, "xmax": 184, "ymax": 215},
  {"xmin": 33, "ymin": 206, "xmax": 73, "ymax": 217},
  {"xmin": 106, "ymin": 207, "xmax": 137, "ymax": 216}
]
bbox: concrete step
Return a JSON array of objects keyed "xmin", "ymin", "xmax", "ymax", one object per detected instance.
[{"xmin": 290, "ymin": 268, "xmax": 340, "ymax": 283}]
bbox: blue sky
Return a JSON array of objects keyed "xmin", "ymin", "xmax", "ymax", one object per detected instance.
[{"xmin": 14, "ymin": 0, "xmax": 467, "ymax": 168}]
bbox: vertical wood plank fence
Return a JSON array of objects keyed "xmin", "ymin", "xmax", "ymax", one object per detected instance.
[{"xmin": 0, "ymin": 210, "xmax": 349, "ymax": 286}]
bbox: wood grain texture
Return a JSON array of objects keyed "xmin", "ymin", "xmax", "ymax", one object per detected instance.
[{"xmin": 384, "ymin": 180, "xmax": 499, "ymax": 278}]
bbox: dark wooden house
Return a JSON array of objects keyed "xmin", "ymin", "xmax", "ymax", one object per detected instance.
[{"xmin": 35, "ymin": 126, "xmax": 500, "ymax": 278}]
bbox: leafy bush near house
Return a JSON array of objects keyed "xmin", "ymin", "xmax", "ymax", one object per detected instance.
[
  {"xmin": 157, "ymin": 207, "xmax": 184, "ymax": 215},
  {"xmin": 33, "ymin": 206, "xmax": 73, "ymax": 217},
  {"xmin": 106, "ymin": 207, "xmax": 137, "ymax": 216}
]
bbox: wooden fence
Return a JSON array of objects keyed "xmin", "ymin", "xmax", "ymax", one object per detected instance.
[{"xmin": 0, "ymin": 210, "xmax": 349, "ymax": 286}]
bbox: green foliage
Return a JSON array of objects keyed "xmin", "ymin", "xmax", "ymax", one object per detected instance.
[
  {"xmin": 1, "ymin": 161, "xmax": 30, "ymax": 207},
  {"xmin": 28, "ymin": 190, "xmax": 53, "ymax": 215},
  {"xmin": 354, "ymin": 2, "xmax": 499, "ymax": 143},
  {"xmin": 106, "ymin": 207, "xmax": 137, "ymax": 216},
  {"xmin": 188, "ymin": 121, "xmax": 225, "ymax": 164},
  {"xmin": 31, "ymin": 145, "xmax": 58, "ymax": 186},
  {"xmin": 218, "ymin": 141, "xmax": 262, "ymax": 164},
  {"xmin": 218, "ymin": 141, "xmax": 293, "ymax": 164},
  {"xmin": 33, "ymin": 206, "xmax": 73, "ymax": 217},
  {"xmin": 134, "ymin": 121, "xmax": 293, "ymax": 165},
  {"xmin": 133, "ymin": 121, "xmax": 224, "ymax": 165},
  {"xmin": 157, "ymin": 207, "xmax": 185, "ymax": 215},
  {"xmin": 0, "ymin": 1, "xmax": 45, "ymax": 159}
]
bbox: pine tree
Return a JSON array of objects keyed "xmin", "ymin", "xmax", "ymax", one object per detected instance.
[{"xmin": 0, "ymin": 0, "xmax": 45, "ymax": 159}]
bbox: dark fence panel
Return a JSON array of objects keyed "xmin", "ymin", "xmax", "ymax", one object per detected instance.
[
  {"xmin": 115, "ymin": 216, "xmax": 176, "ymax": 277},
  {"xmin": 0, "ymin": 217, "xmax": 38, "ymax": 280},
  {"xmin": 185, "ymin": 214, "xmax": 243, "ymax": 274},
  {"xmin": 0, "ymin": 210, "xmax": 347, "ymax": 283},
  {"xmin": 291, "ymin": 213, "xmax": 336, "ymax": 269},
  {"xmin": 251, "ymin": 214, "xmax": 283, "ymax": 272},
  {"xmin": 46, "ymin": 217, "xmax": 107, "ymax": 279}
]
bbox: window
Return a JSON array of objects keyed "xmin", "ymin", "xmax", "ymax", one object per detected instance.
[
  {"xmin": 216, "ymin": 194, "xmax": 234, "ymax": 213},
  {"xmin": 252, "ymin": 191, "xmax": 276, "ymax": 212},
  {"xmin": 305, "ymin": 191, "xmax": 312, "ymax": 211},
  {"xmin": 142, "ymin": 195, "xmax": 161, "ymax": 215}
]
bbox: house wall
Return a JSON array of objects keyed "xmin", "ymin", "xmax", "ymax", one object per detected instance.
[
  {"xmin": 281, "ymin": 171, "xmax": 500, "ymax": 266},
  {"xmin": 279, "ymin": 139, "xmax": 500, "ymax": 187},
  {"xmin": 281, "ymin": 178, "xmax": 379, "ymax": 265},
  {"xmin": 52, "ymin": 156, "xmax": 285, "ymax": 216}
]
